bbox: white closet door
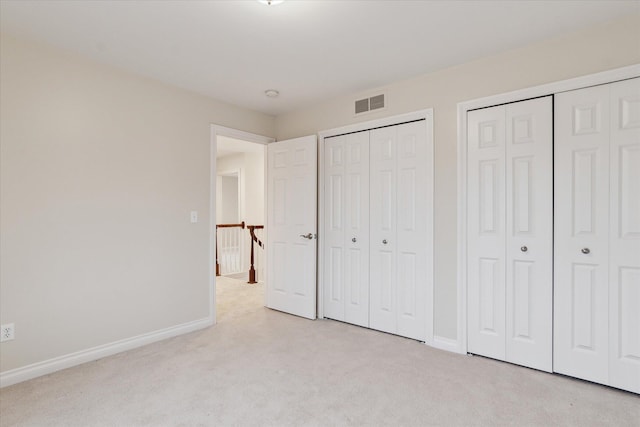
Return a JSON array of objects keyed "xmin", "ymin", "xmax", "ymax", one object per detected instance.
[
  {"xmin": 370, "ymin": 126, "xmax": 398, "ymax": 335},
  {"xmin": 554, "ymin": 85, "xmax": 610, "ymax": 385},
  {"xmin": 467, "ymin": 105, "xmax": 507, "ymax": 361},
  {"xmin": 324, "ymin": 135, "xmax": 347, "ymax": 321},
  {"xmin": 323, "ymin": 132, "xmax": 370, "ymax": 327},
  {"xmin": 344, "ymin": 132, "xmax": 370, "ymax": 327},
  {"xmin": 468, "ymin": 98, "xmax": 552, "ymax": 369},
  {"xmin": 505, "ymin": 97, "xmax": 553, "ymax": 372},
  {"xmin": 608, "ymin": 77, "xmax": 640, "ymax": 394},
  {"xmin": 369, "ymin": 121, "xmax": 428, "ymax": 341},
  {"xmin": 395, "ymin": 121, "xmax": 428, "ymax": 340}
]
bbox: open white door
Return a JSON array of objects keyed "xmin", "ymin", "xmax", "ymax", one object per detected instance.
[{"xmin": 266, "ymin": 135, "xmax": 317, "ymax": 319}]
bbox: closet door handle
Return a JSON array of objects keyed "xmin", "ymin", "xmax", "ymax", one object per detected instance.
[
  {"xmin": 352, "ymin": 237, "xmax": 357, "ymax": 243},
  {"xmin": 520, "ymin": 246, "xmax": 528, "ymax": 252},
  {"xmin": 382, "ymin": 239, "xmax": 388, "ymax": 245},
  {"xmin": 581, "ymin": 248, "xmax": 590, "ymax": 254}
]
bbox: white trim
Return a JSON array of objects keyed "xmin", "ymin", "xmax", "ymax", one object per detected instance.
[
  {"xmin": 317, "ymin": 109, "xmax": 435, "ymax": 345},
  {"xmin": 210, "ymin": 125, "xmax": 274, "ymax": 322},
  {"xmin": 457, "ymin": 101, "xmax": 469, "ymax": 356},
  {"xmin": 456, "ymin": 64, "xmax": 640, "ymax": 356},
  {"xmin": 0, "ymin": 317, "xmax": 212, "ymax": 388},
  {"xmin": 319, "ymin": 109, "xmax": 431, "ymax": 140},
  {"xmin": 431, "ymin": 335, "xmax": 466, "ymax": 354},
  {"xmin": 459, "ymin": 64, "xmax": 640, "ymax": 112},
  {"xmin": 316, "ymin": 132, "xmax": 325, "ymax": 320},
  {"xmin": 262, "ymin": 144, "xmax": 269, "ymax": 303},
  {"xmin": 316, "ymin": 133, "xmax": 325, "ymax": 319}
]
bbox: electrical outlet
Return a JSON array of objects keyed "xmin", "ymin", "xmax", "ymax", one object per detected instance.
[{"xmin": 1, "ymin": 323, "xmax": 15, "ymax": 342}]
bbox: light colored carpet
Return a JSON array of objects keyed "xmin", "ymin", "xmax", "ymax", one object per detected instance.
[{"xmin": 1, "ymin": 277, "xmax": 638, "ymax": 426}]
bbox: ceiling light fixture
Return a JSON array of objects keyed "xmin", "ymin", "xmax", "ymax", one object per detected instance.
[
  {"xmin": 258, "ymin": 0, "xmax": 284, "ymax": 5},
  {"xmin": 265, "ymin": 89, "xmax": 280, "ymax": 98}
]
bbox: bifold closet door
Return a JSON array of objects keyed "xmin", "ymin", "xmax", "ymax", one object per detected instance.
[
  {"xmin": 555, "ymin": 77, "xmax": 640, "ymax": 393},
  {"xmin": 608, "ymin": 78, "xmax": 640, "ymax": 394},
  {"xmin": 467, "ymin": 97, "xmax": 553, "ymax": 372},
  {"xmin": 323, "ymin": 132, "xmax": 370, "ymax": 327},
  {"xmin": 369, "ymin": 120, "xmax": 428, "ymax": 341},
  {"xmin": 467, "ymin": 105, "xmax": 507, "ymax": 360},
  {"xmin": 554, "ymin": 84, "xmax": 610, "ymax": 385}
]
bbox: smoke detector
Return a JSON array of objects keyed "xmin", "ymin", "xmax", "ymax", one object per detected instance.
[{"xmin": 265, "ymin": 89, "xmax": 280, "ymax": 98}]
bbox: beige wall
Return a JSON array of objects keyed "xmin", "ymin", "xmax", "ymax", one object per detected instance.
[
  {"xmin": 216, "ymin": 151, "xmax": 266, "ymax": 273},
  {"xmin": 275, "ymin": 15, "xmax": 640, "ymax": 340},
  {"xmin": 216, "ymin": 151, "xmax": 265, "ymax": 227},
  {"xmin": 0, "ymin": 34, "xmax": 274, "ymax": 372}
]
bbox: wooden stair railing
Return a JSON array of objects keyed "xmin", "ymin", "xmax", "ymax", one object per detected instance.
[
  {"xmin": 247, "ymin": 225, "xmax": 264, "ymax": 284},
  {"xmin": 215, "ymin": 221, "xmax": 245, "ymax": 276}
]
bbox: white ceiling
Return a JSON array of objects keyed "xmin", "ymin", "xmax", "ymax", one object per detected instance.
[{"xmin": 1, "ymin": 1, "xmax": 638, "ymax": 116}]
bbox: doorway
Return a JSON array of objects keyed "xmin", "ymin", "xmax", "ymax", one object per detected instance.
[
  {"xmin": 217, "ymin": 171, "xmax": 242, "ymax": 275},
  {"xmin": 211, "ymin": 126, "xmax": 273, "ymax": 323}
]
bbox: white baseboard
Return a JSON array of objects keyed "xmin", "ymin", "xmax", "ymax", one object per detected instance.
[
  {"xmin": 429, "ymin": 335, "xmax": 465, "ymax": 354},
  {"xmin": 0, "ymin": 317, "xmax": 213, "ymax": 388}
]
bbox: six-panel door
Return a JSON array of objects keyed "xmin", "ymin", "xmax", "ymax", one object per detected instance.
[
  {"xmin": 608, "ymin": 78, "xmax": 640, "ymax": 394},
  {"xmin": 467, "ymin": 105, "xmax": 507, "ymax": 361},
  {"xmin": 505, "ymin": 97, "xmax": 553, "ymax": 372},
  {"xmin": 467, "ymin": 97, "xmax": 553, "ymax": 372},
  {"xmin": 266, "ymin": 136, "xmax": 318, "ymax": 320},
  {"xmin": 323, "ymin": 132, "xmax": 370, "ymax": 327},
  {"xmin": 554, "ymin": 84, "xmax": 611, "ymax": 385},
  {"xmin": 555, "ymin": 78, "xmax": 640, "ymax": 393},
  {"xmin": 369, "ymin": 121, "xmax": 428, "ymax": 341}
]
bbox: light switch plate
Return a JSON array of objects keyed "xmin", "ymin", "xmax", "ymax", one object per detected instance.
[{"xmin": 190, "ymin": 211, "xmax": 198, "ymax": 223}]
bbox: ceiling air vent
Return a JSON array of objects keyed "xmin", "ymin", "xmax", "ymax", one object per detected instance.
[{"xmin": 355, "ymin": 94, "xmax": 385, "ymax": 115}]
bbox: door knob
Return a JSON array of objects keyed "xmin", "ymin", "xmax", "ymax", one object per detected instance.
[
  {"xmin": 581, "ymin": 248, "xmax": 590, "ymax": 254},
  {"xmin": 520, "ymin": 246, "xmax": 528, "ymax": 252},
  {"xmin": 352, "ymin": 237, "xmax": 357, "ymax": 243},
  {"xmin": 382, "ymin": 239, "xmax": 388, "ymax": 244},
  {"xmin": 299, "ymin": 233, "xmax": 314, "ymax": 240}
]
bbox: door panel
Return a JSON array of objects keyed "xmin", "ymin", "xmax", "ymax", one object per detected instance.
[
  {"xmin": 468, "ymin": 97, "xmax": 552, "ymax": 370},
  {"xmin": 396, "ymin": 121, "xmax": 428, "ymax": 340},
  {"xmin": 267, "ymin": 135, "xmax": 317, "ymax": 320},
  {"xmin": 344, "ymin": 132, "xmax": 370, "ymax": 327},
  {"xmin": 467, "ymin": 105, "xmax": 507, "ymax": 361},
  {"xmin": 505, "ymin": 97, "xmax": 553, "ymax": 372},
  {"xmin": 512, "ymin": 260, "xmax": 534, "ymax": 339},
  {"xmin": 323, "ymin": 132, "xmax": 370, "ymax": 327},
  {"xmin": 571, "ymin": 263, "xmax": 598, "ymax": 350},
  {"xmin": 323, "ymin": 136, "xmax": 346, "ymax": 321},
  {"xmin": 479, "ymin": 257, "xmax": 501, "ymax": 334},
  {"xmin": 370, "ymin": 126, "xmax": 398, "ymax": 334},
  {"xmin": 554, "ymin": 85, "xmax": 610, "ymax": 384},
  {"xmin": 369, "ymin": 121, "xmax": 428, "ymax": 341},
  {"xmin": 608, "ymin": 77, "xmax": 640, "ymax": 393}
]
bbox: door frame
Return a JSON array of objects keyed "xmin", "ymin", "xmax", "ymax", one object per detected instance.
[
  {"xmin": 318, "ymin": 108, "xmax": 435, "ymax": 345},
  {"xmin": 456, "ymin": 64, "xmax": 640, "ymax": 355},
  {"xmin": 210, "ymin": 125, "xmax": 274, "ymax": 324}
]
